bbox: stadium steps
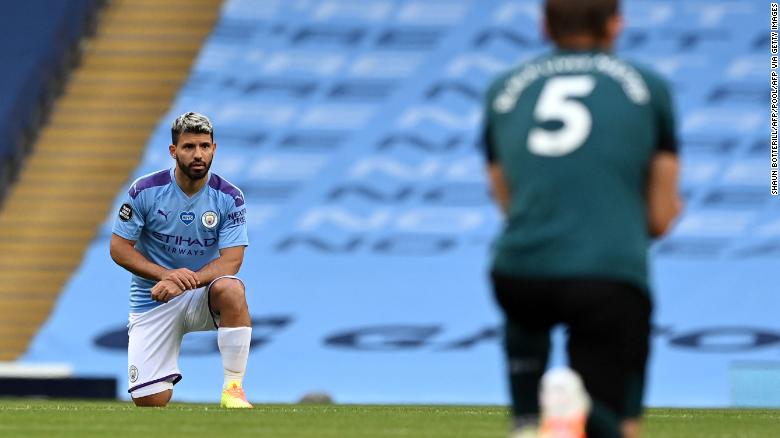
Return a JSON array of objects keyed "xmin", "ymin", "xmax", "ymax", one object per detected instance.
[{"xmin": 0, "ymin": 0, "xmax": 223, "ymax": 360}]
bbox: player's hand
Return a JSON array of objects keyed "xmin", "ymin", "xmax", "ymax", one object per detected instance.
[
  {"xmin": 151, "ymin": 280, "xmax": 185, "ymax": 303},
  {"xmin": 161, "ymin": 268, "xmax": 199, "ymax": 291}
]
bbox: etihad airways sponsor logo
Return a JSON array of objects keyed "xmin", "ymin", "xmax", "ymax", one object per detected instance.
[{"xmin": 152, "ymin": 232, "xmax": 218, "ymax": 247}]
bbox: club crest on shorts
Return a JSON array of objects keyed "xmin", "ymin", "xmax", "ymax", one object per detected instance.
[
  {"xmin": 201, "ymin": 211, "xmax": 219, "ymax": 229},
  {"xmin": 180, "ymin": 211, "xmax": 195, "ymax": 226},
  {"xmin": 129, "ymin": 365, "xmax": 139, "ymax": 383}
]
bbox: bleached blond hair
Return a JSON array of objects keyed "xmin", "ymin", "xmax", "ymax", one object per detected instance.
[{"xmin": 171, "ymin": 112, "xmax": 213, "ymax": 145}]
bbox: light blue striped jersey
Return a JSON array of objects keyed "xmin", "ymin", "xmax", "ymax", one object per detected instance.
[{"xmin": 112, "ymin": 168, "xmax": 248, "ymax": 312}]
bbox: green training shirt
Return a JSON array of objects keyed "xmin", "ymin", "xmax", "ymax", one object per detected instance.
[{"xmin": 482, "ymin": 49, "xmax": 677, "ymax": 292}]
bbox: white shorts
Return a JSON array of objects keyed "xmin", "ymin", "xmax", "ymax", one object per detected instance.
[{"xmin": 127, "ymin": 275, "xmax": 241, "ymax": 398}]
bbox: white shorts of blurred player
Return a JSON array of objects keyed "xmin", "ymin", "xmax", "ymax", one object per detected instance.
[{"xmin": 126, "ymin": 275, "xmax": 242, "ymax": 399}]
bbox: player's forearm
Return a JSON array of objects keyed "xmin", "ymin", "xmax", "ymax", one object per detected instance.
[
  {"xmin": 196, "ymin": 255, "xmax": 242, "ymax": 286},
  {"xmin": 493, "ymin": 190, "xmax": 510, "ymax": 215},
  {"xmin": 110, "ymin": 243, "xmax": 167, "ymax": 282},
  {"xmin": 488, "ymin": 164, "xmax": 511, "ymax": 215},
  {"xmin": 646, "ymin": 152, "xmax": 682, "ymax": 237}
]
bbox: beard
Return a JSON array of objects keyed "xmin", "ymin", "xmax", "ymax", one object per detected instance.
[{"xmin": 176, "ymin": 157, "xmax": 211, "ymax": 181}]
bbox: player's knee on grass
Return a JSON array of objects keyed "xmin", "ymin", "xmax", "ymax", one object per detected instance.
[{"xmin": 133, "ymin": 389, "xmax": 172, "ymax": 407}]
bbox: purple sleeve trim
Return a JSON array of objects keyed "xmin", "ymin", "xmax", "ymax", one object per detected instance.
[
  {"xmin": 208, "ymin": 173, "xmax": 245, "ymax": 207},
  {"xmin": 129, "ymin": 169, "xmax": 172, "ymax": 199},
  {"xmin": 128, "ymin": 373, "xmax": 182, "ymax": 393}
]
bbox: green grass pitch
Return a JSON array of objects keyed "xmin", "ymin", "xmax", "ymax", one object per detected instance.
[{"xmin": 0, "ymin": 400, "xmax": 778, "ymax": 437}]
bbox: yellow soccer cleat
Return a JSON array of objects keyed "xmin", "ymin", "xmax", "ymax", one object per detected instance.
[{"xmin": 220, "ymin": 382, "xmax": 253, "ymax": 409}]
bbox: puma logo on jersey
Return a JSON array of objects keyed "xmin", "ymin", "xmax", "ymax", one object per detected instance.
[{"xmin": 157, "ymin": 209, "xmax": 170, "ymax": 220}]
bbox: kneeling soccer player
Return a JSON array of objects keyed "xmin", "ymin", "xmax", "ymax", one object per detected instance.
[
  {"xmin": 110, "ymin": 112, "xmax": 253, "ymax": 408},
  {"xmin": 481, "ymin": 0, "xmax": 681, "ymax": 436}
]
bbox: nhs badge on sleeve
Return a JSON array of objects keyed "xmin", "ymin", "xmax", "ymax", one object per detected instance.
[
  {"xmin": 180, "ymin": 211, "xmax": 195, "ymax": 226},
  {"xmin": 201, "ymin": 211, "xmax": 219, "ymax": 229}
]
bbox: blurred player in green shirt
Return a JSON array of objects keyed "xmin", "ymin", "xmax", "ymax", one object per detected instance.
[{"xmin": 481, "ymin": 0, "xmax": 681, "ymax": 437}]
